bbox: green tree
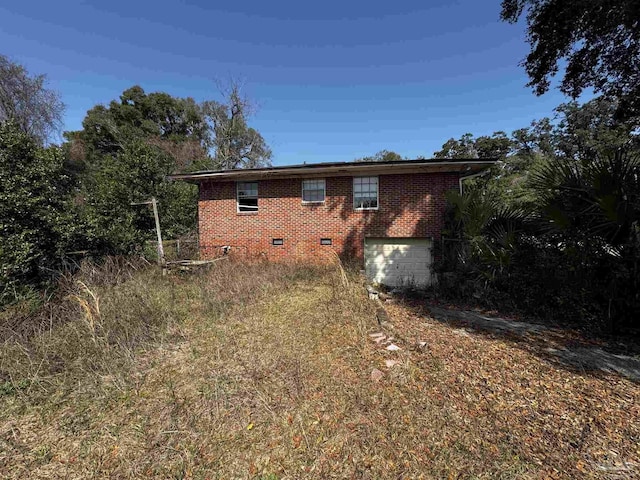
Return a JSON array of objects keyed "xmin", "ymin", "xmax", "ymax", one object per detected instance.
[
  {"xmin": 69, "ymin": 85, "xmax": 208, "ymax": 170},
  {"xmin": 354, "ymin": 150, "xmax": 404, "ymax": 162},
  {"xmin": 501, "ymin": 0, "xmax": 640, "ymax": 120},
  {"xmin": 80, "ymin": 139, "xmax": 195, "ymax": 253},
  {"xmin": 511, "ymin": 118, "xmax": 554, "ymax": 157},
  {"xmin": 65, "ymin": 86, "xmax": 213, "ymax": 251},
  {"xmin": 553, "ymin": 98, "xmax": 640, "ymax": 159},
  {"xmin": 433, "ymin": 133, "xmax": 477, "ymax": 159},
  {"xmin": 433, "ymin": 132, "xmax": 513, "ymax": 159},
  {"xmin": 435, "ymin": 98, "xmax": 640, "ymax": 210},
  {"xmin": 433, "ymin": 131, "xmax": 536, "ymax": 208},
  {"xmin": 0, "ymin": 54, "xmax": 64, "ymax": 144},
  {"xmin": 0, "ymin": 123, "xmax": 75, "ymax": 301},
  {"xmin": 67, "ymin": 84, "xmax": 272, "ymax": 253}
]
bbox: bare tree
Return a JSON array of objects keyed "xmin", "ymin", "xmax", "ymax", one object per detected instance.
[
  {"xmin": 0, "ymin": 54, "xmax": 64, "ymax": 144},
  {"xmin": 200, "ymin": 81, "xmax": 272, "ymax": 170}
]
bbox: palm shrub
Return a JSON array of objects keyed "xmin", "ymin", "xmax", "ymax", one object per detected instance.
[
  {"xmin": 440, "ymin": 189, "xmax": 529, "ymax": 304},
  {"xmin": 529, "ymin": 151, "xmax": 640, "ymax": 247},
  {"xmin": 439, "ymin": 150, "xmax": 640, "ymax": 331},
  {"xmin": 528, "ymin": 151, "xmax": 640, "ymax": 330}
]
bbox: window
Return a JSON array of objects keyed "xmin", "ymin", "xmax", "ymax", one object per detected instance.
[
  {"xmin": 353, "ymin": 176, "xmax": 378, "ymax": 209},
  {"xmin": 272, "ymin": 238, "xmax": 284, "ymax": 246},
  {"xmin": 302, "ymin": 179, "xmax": 326, "ymax": 203},
  {"xmin": 320, "ymin": 238, "xmax": 332, "ymax": 245},
  {"xmin": 237, "ymin": 182, "xmax": 258, "ymax": 212}
]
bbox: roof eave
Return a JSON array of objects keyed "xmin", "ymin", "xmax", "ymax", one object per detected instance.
[{"xmin": 169, "ymin": 159, "xmax": 496, "ymax": 183}]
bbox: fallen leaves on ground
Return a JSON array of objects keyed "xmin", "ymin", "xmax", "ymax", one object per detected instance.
[{"xmin": 0, "ymin": 264, "xmax": 638, "ymax": 479}]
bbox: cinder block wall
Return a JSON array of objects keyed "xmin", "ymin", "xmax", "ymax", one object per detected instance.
[{"xmin": 198, "ymin": 172, "xmax": 459, "ymax": 262}]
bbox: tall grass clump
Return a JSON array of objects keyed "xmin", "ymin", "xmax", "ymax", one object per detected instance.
[
  {"xmin": 0, "ymin": 256, "xmax": 349, "ymax": 404},
  {"xmin": 1, "ymin": 257, "xmax": 178, "ymax": 400}
]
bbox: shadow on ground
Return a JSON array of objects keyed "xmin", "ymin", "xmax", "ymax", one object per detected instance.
[{"xmin": 417, "ymin": 305, "xmax": 640, "ymax": 383}]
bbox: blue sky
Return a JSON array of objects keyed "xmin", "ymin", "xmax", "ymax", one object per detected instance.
[{"xmin": 1, "ymin": 0, "xmax": 575, "ymax": 165}]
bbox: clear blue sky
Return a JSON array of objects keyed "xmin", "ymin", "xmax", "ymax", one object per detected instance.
[{"xmin": 1, "ymin": 0, "xmax": 574, "ymax": 165}]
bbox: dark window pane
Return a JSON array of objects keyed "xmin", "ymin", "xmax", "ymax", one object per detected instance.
[
  {"xmin": 303, "ymin": 179, "xmax": 325, "ymax": 202},
  {"xmin": 237, "ymin": 182, "xmax": 258, "ymax": 211},
  {"xmin": 238, "ymin": 198, "xmax": 258, "ymax": 212}
]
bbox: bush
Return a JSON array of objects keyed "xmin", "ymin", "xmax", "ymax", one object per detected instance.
[
  {"xmin": 437, "ymin": 152, "xmax": 640, "ymax": 333},
  {"xmin": 0, "ymin": 123, "xmax": 79, "ymax": 304},
  {"xmin": 437, "ymin": 214, "xmax": 640, "ymax": 333}
]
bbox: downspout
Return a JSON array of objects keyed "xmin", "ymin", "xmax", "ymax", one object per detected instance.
[{"xmin": 458, "ymin": 171, "xmax": 485, "ymax": 195}]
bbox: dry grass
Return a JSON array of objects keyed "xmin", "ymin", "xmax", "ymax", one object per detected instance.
[{"xmin": 0, "ymin": 259, "xmax": 638, "ymax": 479}]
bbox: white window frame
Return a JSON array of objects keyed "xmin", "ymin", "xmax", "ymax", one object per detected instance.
[
  {"xmin": 353, "ymin": 176, "xmax": 379, "ymax": 210},
  {"xmin": 236, "ymin": 181, "xmax": 258, "ymax": 213},
  {"xmin": 302, "ymin": 178, "xmax": 326, "ymax": 203}
]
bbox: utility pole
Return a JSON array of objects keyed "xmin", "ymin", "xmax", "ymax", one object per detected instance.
[{"xmin": 131, "ymin": 197, "xmax": 165, "ymax": 266}]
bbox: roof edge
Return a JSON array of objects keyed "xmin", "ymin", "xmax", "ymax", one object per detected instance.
[{"xmin": 169, "ymin": 158, "xmax": 497, "ymax": 183}]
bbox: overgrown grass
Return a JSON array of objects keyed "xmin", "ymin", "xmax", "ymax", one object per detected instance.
[
  {"xmin": 0, "ymin": 257, "xmax": 638, "ymax": 479},
  {"xmin": 0, "ymin": 257, "xmax": 329, "ymax": 403}
]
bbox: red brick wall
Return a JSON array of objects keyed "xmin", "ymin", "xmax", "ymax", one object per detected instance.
[{"xmin": 198, "ymin": 172, "xmax": 459, "ymax": 262}]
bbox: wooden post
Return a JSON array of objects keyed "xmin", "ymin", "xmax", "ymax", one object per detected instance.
[
  {"xmin": 131, "ymin": 197, "xmax": 165, "ymax": 268},
  {"xmin": 151, "ymin": 197, "xmax": 165, "ymax": 266}
]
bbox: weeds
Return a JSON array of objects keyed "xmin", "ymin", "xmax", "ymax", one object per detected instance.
[{"xmin": 0, "ymin": 257, "xmax": 637, "ymax": 479}]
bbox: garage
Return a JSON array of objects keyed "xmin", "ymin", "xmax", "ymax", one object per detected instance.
[{"xmin": 364, "ymin": 237, "xmax": 434, "ymax": 288}]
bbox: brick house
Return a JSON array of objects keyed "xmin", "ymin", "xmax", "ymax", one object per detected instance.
[{"xmin": 171, "ymin": 158, "xmax": 494, "ymax": 286}]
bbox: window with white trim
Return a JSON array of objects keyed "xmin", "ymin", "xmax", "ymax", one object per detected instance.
[
  {"xmin": 353, "ymin": 176, "xmax": 378, "ymax": 209},
  {"xmin": 302, "ymin": 179, "xmax": 326, "ymax": 203},
  {"xmin": 237, "ymin": 181, "xmax": 258, "ymax": 212}
]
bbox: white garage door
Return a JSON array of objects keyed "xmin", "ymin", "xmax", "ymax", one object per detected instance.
[{"xmin": 364, "ymin": 237, "xmax": 434, "ymax": 288}]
